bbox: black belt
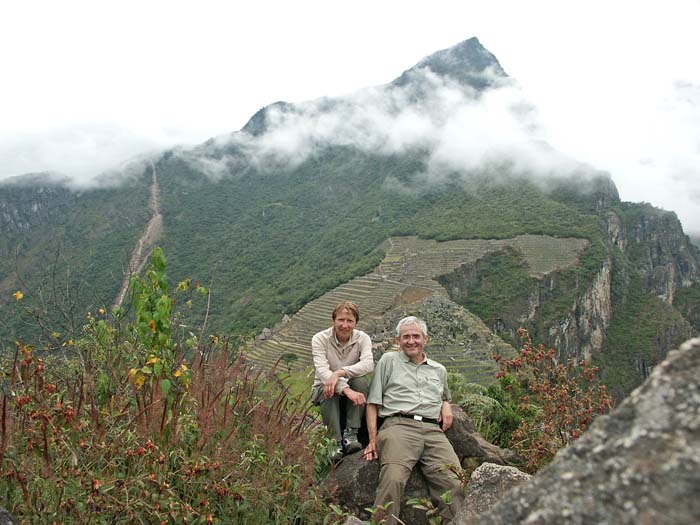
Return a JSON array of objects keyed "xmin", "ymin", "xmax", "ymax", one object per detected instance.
[{"xmin": 394, "ymin": 413, "xmax": 440, "ymax": 425}]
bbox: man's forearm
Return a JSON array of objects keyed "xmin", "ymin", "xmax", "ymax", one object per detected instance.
[{"xmin": 366, "ymin": 403, "xmax": 378, "ymax": 443}]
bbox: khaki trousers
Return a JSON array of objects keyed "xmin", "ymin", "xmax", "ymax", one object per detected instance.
[{"xmin": 375, "ymin": 416, "xmax": 463, "ymax": 524}]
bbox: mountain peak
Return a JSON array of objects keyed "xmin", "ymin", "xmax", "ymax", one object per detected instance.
[
  {"xmin": 241, "ymin": 101, "xmax": 292, "ymax": 137},
  {"xmin": 392, "ymin": 36, "xmax": 508, "ymax": 90}
]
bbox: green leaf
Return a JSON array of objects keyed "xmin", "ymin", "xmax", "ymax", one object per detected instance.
[{"xmin": 161, "ymin": 379, "xmax": 171, "ymax": 397}]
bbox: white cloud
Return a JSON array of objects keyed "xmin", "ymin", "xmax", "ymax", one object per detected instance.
[
  {"xmin": 185, "ymin": 66, "xmax": 588, "ymax": 197},
  {"xmin": 0, "ymin": 125, "xmax": 158, "ymax": 184},
  {"xmin": 1, "ymin": 0, "xmax": 699, "ymax": 232}
]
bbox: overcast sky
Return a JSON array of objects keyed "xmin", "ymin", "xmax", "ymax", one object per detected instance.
[{"xmin": 1, "ymin": 0, "xmax": 699, "ymax": 233}]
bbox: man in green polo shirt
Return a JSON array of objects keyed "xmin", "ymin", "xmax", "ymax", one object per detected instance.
[{"xmin": 363, "ymin": 316, "xmax": 463, "ymax": 524}]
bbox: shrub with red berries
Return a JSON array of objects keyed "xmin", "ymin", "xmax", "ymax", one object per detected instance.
[{"xmin": 493, "ymin": 328, "xmax": 613, "ymax": 472}]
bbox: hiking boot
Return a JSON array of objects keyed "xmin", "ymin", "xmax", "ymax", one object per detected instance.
[
  {"xmin": 331, "ymin": 441, "xmax": 344, "ymax": 463},
  {"xmin": 342, "ymin": 428, "xmax": 362, "ymax": 454}
]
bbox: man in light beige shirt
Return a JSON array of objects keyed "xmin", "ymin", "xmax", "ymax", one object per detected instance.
[
  {"xmin": 311, "ymin": 301, "xmax": 374, "ymax": 461},
  {"xmin": 364, "ymin": 316, "xmax": 463, "ymax": 524}
]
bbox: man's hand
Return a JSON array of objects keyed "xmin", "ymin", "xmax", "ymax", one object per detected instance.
[
  {"xmin": 344, "ymin": 387, "xmax": 367, "ymax": 406},
  {"xmin": 364, "ymin": 404, "xmax": 378, "ymax": 461},
  {"xmin": 439, "ymin": 401, "xmax": 453, "ymax": 432},
  {"xmin": 323, "ymin": 369, "xmax": 345, "ymax": 398},
  {"xmin": 363, "ymin": 441, "xmax": 378, "ymax": 461}
]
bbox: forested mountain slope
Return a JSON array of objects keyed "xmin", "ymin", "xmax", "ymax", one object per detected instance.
[{"xmin": 1, "ymin": 37, "xmax": 698, "ymax": 397}]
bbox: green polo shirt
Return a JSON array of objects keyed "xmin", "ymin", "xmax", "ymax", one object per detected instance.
[{"xmin": 367, "ymin": 350, "xmax": 451, "ymax": 420}]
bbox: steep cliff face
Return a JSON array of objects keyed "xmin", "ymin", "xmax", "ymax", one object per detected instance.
[
  {"xmin": 439, "ymin": 198, "xmax": 699, "ymax": 396},
  {"xmin": 619, "ymin": 203, "xmax": 700, "ymax": 301},
  {"xmin": 536, "ymin": 200, "xmax": 700, "ymax": 360},
  {"xmin": 438, "ymin": 240, "xmax": 611, "ymax": 361},
  {"xmin": 0, "ymin": 177, "xmax": 74, "ymax": 235},
  {"xmin": 544, "ymin": 259, "xmax": 612, "ymax": 360}
]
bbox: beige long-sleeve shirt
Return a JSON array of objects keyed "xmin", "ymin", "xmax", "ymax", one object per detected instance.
[{"xmin": 311, "ymin": 327, "xmax": 374, "ymax": 399}]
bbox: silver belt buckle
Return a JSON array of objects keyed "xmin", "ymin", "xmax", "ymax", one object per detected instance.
[{"xmin": 413, "ymin": 415, "xmax": 423, "ymax": 421}]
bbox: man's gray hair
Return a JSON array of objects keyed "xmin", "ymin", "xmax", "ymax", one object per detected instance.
[{"xmin": 395, "ymin": 316, "xmax": 428, "ymax": 337}]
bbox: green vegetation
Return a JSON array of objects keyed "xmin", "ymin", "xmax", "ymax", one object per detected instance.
[
  {"xmin": 450, "ymin": 330, "xmax": 612, "ymax": 473},
  {"xmin": 0, "ymin": 174, "xmax": 152, "ymax": 346},
  {"xmin": 530, "ymin": 233, "xmax": 607, "ymax": 343},
  {"xmin": 448, "ymin": 373, "xmax": 522, "ymax": 448},
  {"xmin": 156, "ymin": 148, "xmax": 602, "ymax": 340},
  {"xmin": 601, "ymin": 272, "xmax": 692, "ymax": 399},
  {"xmin": 440, "ymin": 228, "xmax": 607, "ymax": 348},
  {"xmin": 439, "ymin": 247, "xmax": 538, "ymax": 331},
  {"xmin": 0, "ymin": 251, "xmax": 333, "ymax": 524},
  {"xmin": 2, "ymin": 144, "xmax": 697, "ymax": 405},
  {"xmin": 0, "ymin": 146, "xmax": 610, "ymax": 355},
  {"xmin": 674, "ymin": 282, "xmax": 700, "ymax": 333},
  {"xmin": 597, "ymin": 203, "xmax": 696, "ymax": 398},
  {"xmin": 414, "ymin": 176, "xmax": 600, "ymax": 241}
]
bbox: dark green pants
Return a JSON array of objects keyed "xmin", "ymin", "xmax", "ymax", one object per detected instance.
[{"xmin": 320, "ymin": 376, "xmax": 370, "ymax": 441}]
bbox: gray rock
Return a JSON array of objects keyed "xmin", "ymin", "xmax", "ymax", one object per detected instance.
[
  {"xmin": 469, "ymin": 337, "xmax": 700, "ymax": 525},
  {"xmin": 0, "ymin": 507, "xmax": 18, "ymax": 525},
  {"xmin": 326, "ymin": 405, "xmax": 515, "ymax": 524},
  {"xmin": 341, "ymin": 517, "xmax": 365, "ymax": 525},
  {"xmin": 460, "ymin": 463, "xmax": 531, "ymax": 520},
  {"xmin": 446, "ymin": 406, "xmax": 519, "ymax": 468}
]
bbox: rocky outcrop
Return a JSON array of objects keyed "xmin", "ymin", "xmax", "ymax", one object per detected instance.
[
  {"xmin": 0, "ymin": 176, "xmax": 74, "ymax": 235},
  {"xmin": 462, "ymin": 463, "xmax": 531, "ymax": 518},
  {"xmin": 326, "ymin": 405, "xmax": 516, "ymax": 524},
  {"xmin": 457, "ymin": 337, "xmax": 700, "ymax": 525},
  {"xmin": 545, "ymin": 258, "xmax": 612, "ymax": 360},
  {"xmin": 440, "ymin": 243, "xmax": 612, "ymax": 360},
  {"xmin": 392, "ymin": 37, "xmax": 509, "ymax": 92},
  {"xmin": 622, "ymin": 206, "xmax": 700, "ymax": 303}
]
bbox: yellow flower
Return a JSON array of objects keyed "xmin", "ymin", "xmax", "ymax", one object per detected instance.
[
  {"xmin": 98, "ymin": 308, "xmax": 105, "ymax": 315},
  {"xmin": 147, "ymin": 356, "xmax": 160, "ymax": 365},
  {"xmin": 13, "ymin": 291, "xmax": 23, "ymax": 301},
  {"xmin": 128, "ymin": 368, "xmax": 146, "ymax": 389}
]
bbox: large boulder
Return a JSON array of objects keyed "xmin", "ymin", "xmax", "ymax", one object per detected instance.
[
  {"xmin": 325, "ymin": 405, "xmax": 515, "ymax": 523},
  {"xmin": 445, "ymin": 406, "xmax": 518, "ymax": 470},
  {"xmin": 462, "ymin": 463, "xmax": 531, "ymax": 518},
  {"xmin": 459, "ymin": 337, "xmax": 700, "ymax": 525}
]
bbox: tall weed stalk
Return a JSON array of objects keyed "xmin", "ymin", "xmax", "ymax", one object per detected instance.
[{"xmin": 0, "ymin": 248, "xmax": 329, "ymax": 524}]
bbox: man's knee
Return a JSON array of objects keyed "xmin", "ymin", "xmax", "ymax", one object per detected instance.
[
  {"xmin": 348, "ymin": 375, "xmax": 370, "ymax": 395},
  {"xmin": 422, "ymin": 463, "xmax": 462, "ymax": 501},
  {"xmin": 379, "ymin": 462, "xmax": 412, "ymax": 485}
]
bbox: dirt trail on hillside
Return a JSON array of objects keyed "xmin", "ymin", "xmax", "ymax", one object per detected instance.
[{"xmin": 112, "ymin": 161, "xmax": 163, "ymax": 308}]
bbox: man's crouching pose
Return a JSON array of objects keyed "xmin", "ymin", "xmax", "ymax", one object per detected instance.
[
  {"xmin": 311, "ymin": 301, "xmax": 373, "ymax": 462},
  {"xmin": 363, "ymin": 316, "xmax": 463, "ymax": 524}
]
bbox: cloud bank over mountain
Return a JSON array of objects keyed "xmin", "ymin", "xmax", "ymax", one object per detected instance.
[{"xmin": 181, "ymin": 67, "xmax": 590, "ymax": 194}]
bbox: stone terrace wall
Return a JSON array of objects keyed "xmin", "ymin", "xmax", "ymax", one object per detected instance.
[{"xmin": 245, "ymin": 235, "xmax": 588, "ymax": 381}]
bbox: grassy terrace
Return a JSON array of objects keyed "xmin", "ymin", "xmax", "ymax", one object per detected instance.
[{"xmin": 245, "ymin": 234, "xmax": 588, "ymax": 384}]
